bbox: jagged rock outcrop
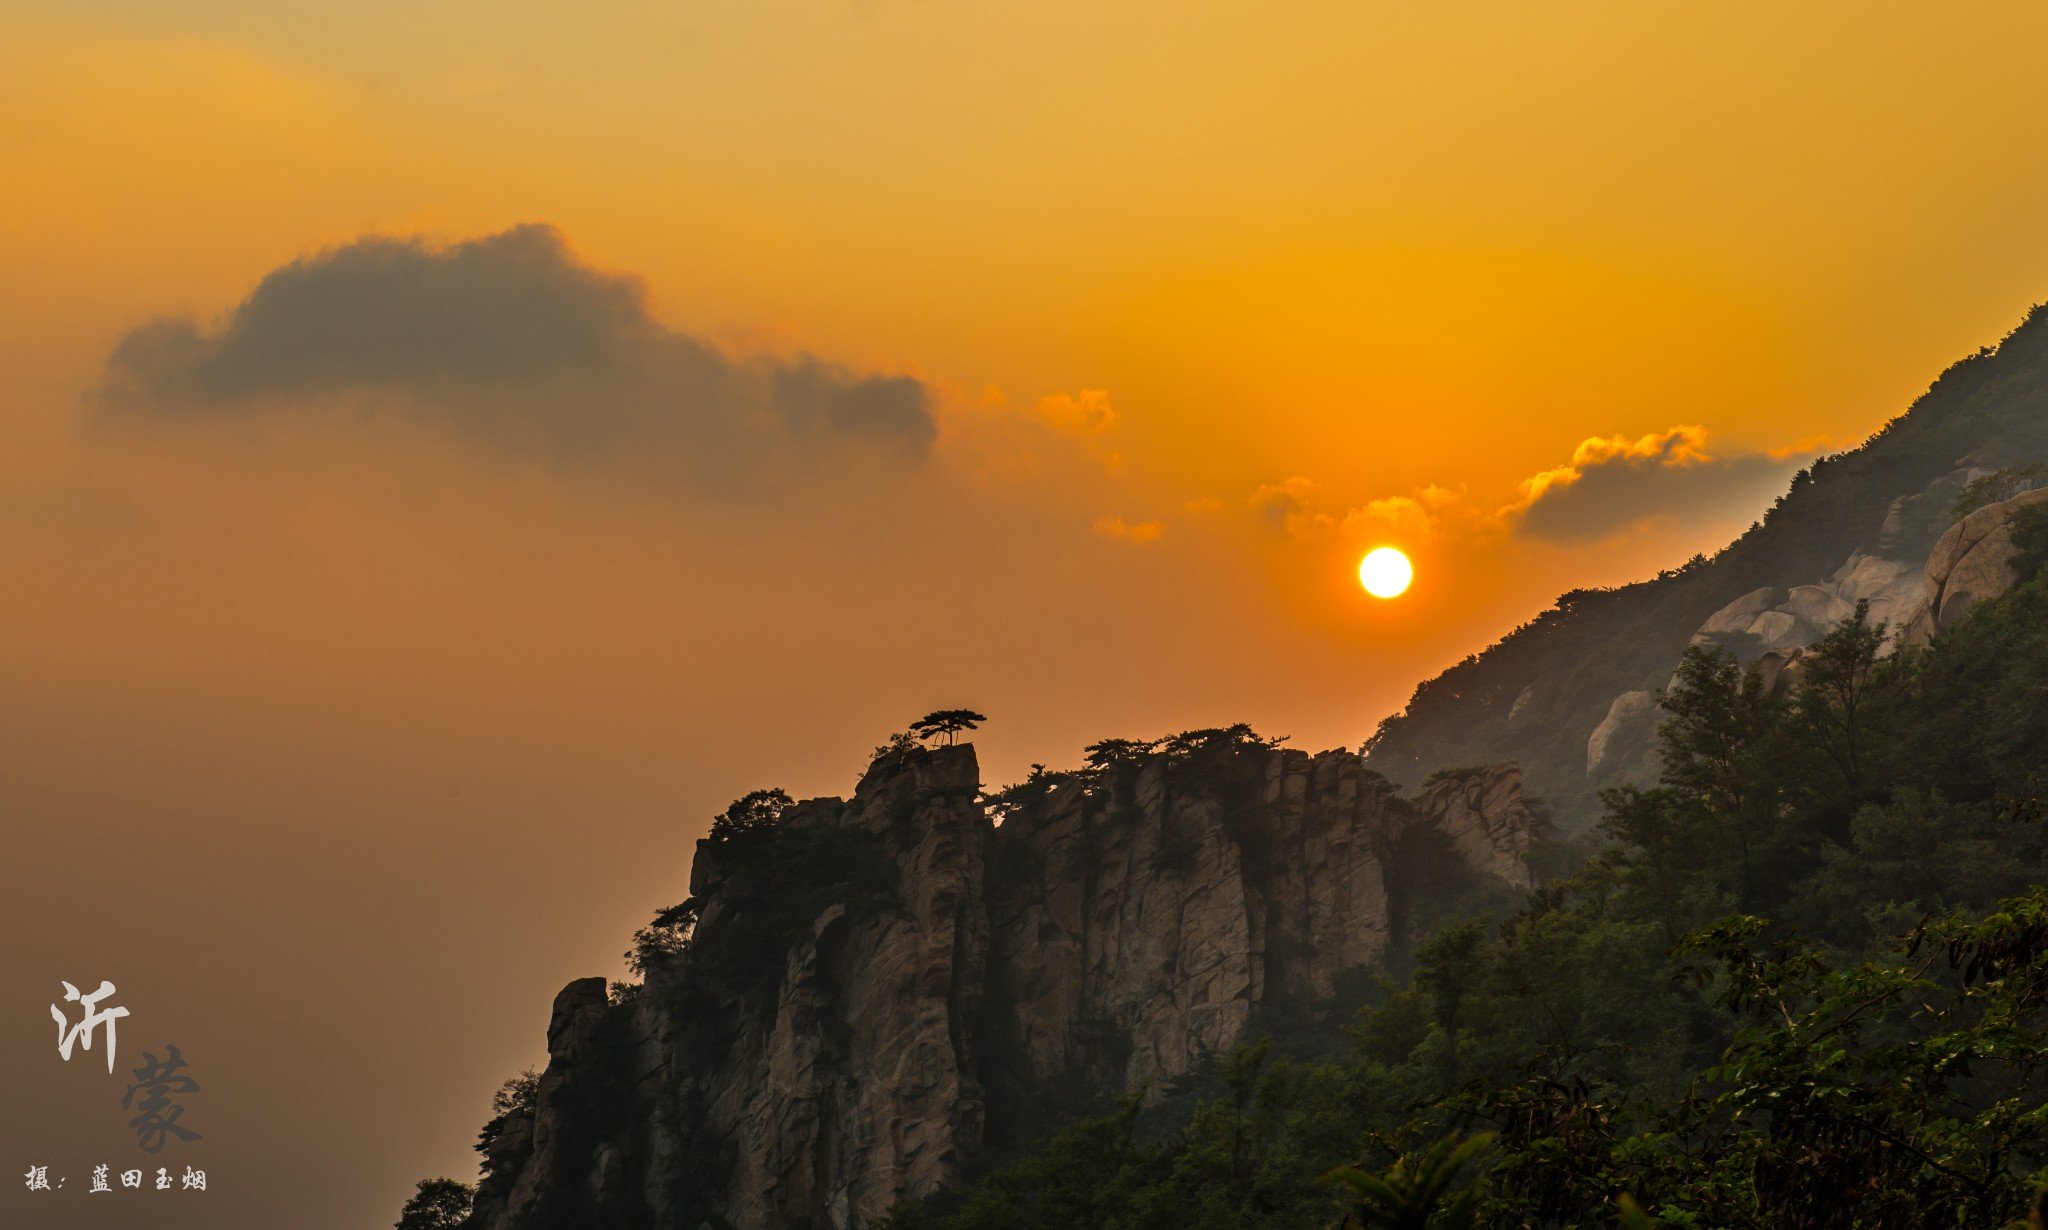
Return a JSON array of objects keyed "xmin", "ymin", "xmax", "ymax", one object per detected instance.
[
  {"xmin": 466, "ymin": 740, "xmax": 1540, "ymax": 1230},
  {"xmin": 1753, "ymin": 646, "xmax": 1808, "ymax": 698},
  {"xmin": 1587, "ymin": 691, "xmax": 1657, "ymax": 774},
  {"xmin": 1830, "ymin": 553, "xmax": 1925, "ymax": 632},
  {"xmin": 1413, "ymin": 763, "xmax": 1536, "ymax": 890},
  {"xmin": 1691, "ymin": 587, "xmax": 1776, "ymax": 641},
  {"xmin": 1685, "ymin": 550, "xmax": 1926, "ymax": 662}
]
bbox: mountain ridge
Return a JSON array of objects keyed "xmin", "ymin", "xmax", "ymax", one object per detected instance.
[{"xmin": 1365, "ymin": 302, "xmax": 2048, "ymax": 823}]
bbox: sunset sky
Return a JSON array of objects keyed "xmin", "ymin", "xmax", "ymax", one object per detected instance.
[{"xmin": 9, "ymin": 3, "xmax": 2048, "ymax": 1225}]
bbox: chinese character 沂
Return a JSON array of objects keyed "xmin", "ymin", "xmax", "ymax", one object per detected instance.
[{"xmin": 52, "ymin": 980, "xmax": 130, "ymax": 1074}]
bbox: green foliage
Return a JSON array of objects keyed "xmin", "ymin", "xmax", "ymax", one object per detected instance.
[
  {"xmin": 1380, "ymin": 820, "xmax": 1508, "ymax": 947},
  {"xmin": 1322, "ymin": 1133, "xmax": 1492, "ymax": 1229},
  {"xmin": 394, "ymin": 1177, "xmax": 473, "ymax": 1230},
  {"xmin": 2013, "ymin": 502, "xmax": 2048, "ymax": 580},
  {"xmin": 913, "ymin": 572, "xmax": 2048, "ymax": 1228},
  {"xmin": 1953, "ymin": 462, "xmax": 2043, "ymax": 520}
]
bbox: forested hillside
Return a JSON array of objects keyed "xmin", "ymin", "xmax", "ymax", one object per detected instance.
[
  {"xmin": 1366, "ymin": 304, "xmax": 2048, "ymax": 828},
  {"xmin": 886, "ymin": 504, "xmax": 2048, "ymax": 1229}
]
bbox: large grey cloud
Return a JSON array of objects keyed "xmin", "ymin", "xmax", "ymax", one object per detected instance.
[
  {"xmin": 1508, "ymin": 426, "xmax": 1799, "ymax": 543},
  {"xmin": 98, "ymin": 225, "xmax": 935, "ymax": 473}
]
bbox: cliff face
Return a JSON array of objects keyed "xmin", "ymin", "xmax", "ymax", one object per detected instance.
[
  {"xmin": 465, "ymin": 741, "xmax": 1540, "ymax": 1230},
  {"xmin": 983, "ymin": 748, "xmax": 1412, "ymax": 1101}
]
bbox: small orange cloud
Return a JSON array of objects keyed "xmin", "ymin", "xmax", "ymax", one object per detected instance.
[
  {"xmin": 934, "ymin": 385, "xmax": 1125, "ymax": 483},
  {"xmin": 1568, "ymin": 424, "xmax": 1714, "ymax": 469},
  {"xmin": 1768, "ymin": 432, "xmax": 1838, "ymax": 460},
  {"xmin": 1035, "ymin": 389, "xmax": 1117, "ymax": 435},
  {"xmin": 1092, "ymin": 513, "xmax": 1164, "ymax": 544},
  {"xmin": 1248, "ymin": 476, "xmax": 1334, "ymax": 539},
  {"xmin": 1342, "ymin": 494, "xmax": 1434, "ymax": 544}
]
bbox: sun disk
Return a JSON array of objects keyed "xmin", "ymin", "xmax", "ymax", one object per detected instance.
[{"xmin": 1359, "ymin": 547, "xmax": 1413, "ymax": 599}]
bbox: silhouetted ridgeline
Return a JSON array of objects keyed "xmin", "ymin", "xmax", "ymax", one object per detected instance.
[{"xmin": 1366, "ymin": 302, "xmax": 2048, "ymax": 826}]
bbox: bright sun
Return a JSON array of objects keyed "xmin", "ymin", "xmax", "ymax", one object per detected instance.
[{"xmin": 1358, "ymin": 547, "xmax": 1413, "ymax": 599}]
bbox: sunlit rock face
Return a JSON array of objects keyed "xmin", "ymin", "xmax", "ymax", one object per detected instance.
[
  {"xmin": 1684, "ymin": 550, "xmax": 1928, "ymax": 665},
  {"xmin": 1908, "ymin": 486, "xmax": 2048, "ymax": 640},
  {"xmin": 465, "ymin": 742, "xmax": 1539, "ymax": 1230}
]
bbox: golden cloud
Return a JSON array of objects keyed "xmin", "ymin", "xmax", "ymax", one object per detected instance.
[
  {"xmin": 1092, "ymin": 514, "xmax": 1165, "ymax": 544},
  {"xmin": 1502, "ymin": 424, "xmax": 1800, "ymax": 542},
  {"xmin": 1035, "ymin": 389, "xmax": 1117, "ymax": 436}
]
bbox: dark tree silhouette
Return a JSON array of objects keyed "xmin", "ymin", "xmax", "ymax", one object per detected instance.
[
  {"xmin": 1082, "ymin": 737, "xmax": 1161, "ymax": 773},
  {"xmin": 395, "ymin": 1177, "xmax": 473, "ymax": 1230},
  {"xmin": 910, "ymin": 709, "xmax": 987, "ymax": 746},
  {"xmin": 708, "ymin": 788, "xmax": 794, "ymax": 843}
]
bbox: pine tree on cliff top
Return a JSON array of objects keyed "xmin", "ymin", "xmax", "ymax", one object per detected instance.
[{"xmin": 911, "ymin": 709, "xmax": 986, "ymax": 746}]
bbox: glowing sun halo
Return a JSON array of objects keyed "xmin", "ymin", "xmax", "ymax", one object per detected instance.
[{"xmin": 1359, "ymin": 547, "xmax": 1413, "ymax": 599}]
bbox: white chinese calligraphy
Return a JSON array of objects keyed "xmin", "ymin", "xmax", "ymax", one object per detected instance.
[{"xmin": 50, "ymin": 980, "xmax": 129, "ymax": 1074}]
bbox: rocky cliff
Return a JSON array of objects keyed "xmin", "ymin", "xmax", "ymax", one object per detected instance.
[{"xmin": 465, "ymin": 738, "xmax": 1541, "ymax": 1230}]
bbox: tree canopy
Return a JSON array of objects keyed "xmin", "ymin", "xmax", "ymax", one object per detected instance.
[
  {"xmin": 395, "ymin": 1178, "xmax": 473, "ymax": 1230},
  {"xmin": 911, "ymin": 709, "xmax": 988, "ymax": 746}
]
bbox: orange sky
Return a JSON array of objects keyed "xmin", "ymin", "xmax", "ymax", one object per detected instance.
[{"xmin": 8, "ymin": 3, "xmax": 2048, "ymax": 1225}]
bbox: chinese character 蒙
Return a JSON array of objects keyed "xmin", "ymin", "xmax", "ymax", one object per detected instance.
[
  {"xmin": 51, "ymin": 980, "xmax": 129, "ymax": 1074},
  {"xmin": 123, "ymin": 1045, "xmax": 202, "ymax": 1153}
]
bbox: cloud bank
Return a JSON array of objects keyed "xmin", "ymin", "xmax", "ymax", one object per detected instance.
[
  {"xmin": 98, "ymin": 225, "xmax": 935, "ymax": 476},
  {"xmin": 1504, "ymin": 425, "xmax": 1797, "ymax": 542},
  {"xmin": 1238, "ymin": 427, "xmax": 1799, "ymax": 555}
]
